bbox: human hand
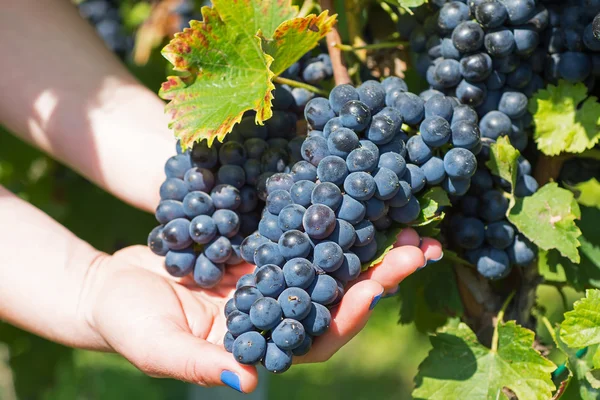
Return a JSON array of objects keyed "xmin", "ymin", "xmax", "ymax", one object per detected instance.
[{"xmin": 85, "ymin": 228, "xmax": 442, "ymax": 393}]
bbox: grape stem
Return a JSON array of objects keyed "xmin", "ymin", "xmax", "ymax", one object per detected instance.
[
  {"xmin": 319, "ymin": 0, "xmax": 352, "ymax": 85},
  {"xmin": 335, "ymin": 41, "xmax": 407, "ymax": 52},
  {"xmin": 273, "ymin": 76, "xmax": 329, "ymax": 96},
  {"xmin": 491, "ymin": 290, "xmax": 515, "ymax": 353}
]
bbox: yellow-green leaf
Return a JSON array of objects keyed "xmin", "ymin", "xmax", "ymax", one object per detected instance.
[{"xmin": 529, "ymin": 80, "xmax": 600, "ymax": 156}]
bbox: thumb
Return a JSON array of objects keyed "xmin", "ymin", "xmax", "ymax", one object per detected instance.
[{"xmin": 127, "ymin": 329, "xmax": 259, "ymax": 393}]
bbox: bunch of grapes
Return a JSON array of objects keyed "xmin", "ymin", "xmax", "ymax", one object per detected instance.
[
  {"xmin": 222, "ymin": 78, "xmax": 492, "ymax": 373},
  {"xmin": 77, "ymin": 0, "xmax": 133, "ymax": 59},
  {"xmin": 445, "ymin": 139, "xmax": 538, "ymax": 279},
  {"xmin": 147, "ymin": 89, "xmax": 303, "ymax": 288},
  {"xmin": 397, "ymin": 0, "xmax": 600, "ymax": 277}
]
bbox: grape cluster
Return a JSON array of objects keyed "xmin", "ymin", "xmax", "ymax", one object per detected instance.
[
  {"xmin": 447, "ymin": 140, "xmax": 538, "ymax": 279},
  {"xmin": 77, "ymin": 0, "xmax": 133, "ymax": 59},
  {"xmin": 280, "ymin": 50, "xmax": 334, "ymax": 110},
  {"xmin": 147, "ymin": 89, "xmax": 303, "ymax": 288},
  {"xmin": 224, "ymin": 79, "xmax": 489, "ymax": 372}
]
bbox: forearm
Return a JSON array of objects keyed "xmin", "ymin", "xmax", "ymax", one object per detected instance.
[
  {"xmin": 0, "ymin": 186, "xmax": 109, "ymax": 350},
  {"xmin": 0, "ymin": 0, "xmax": 173, "ymax": 213}
]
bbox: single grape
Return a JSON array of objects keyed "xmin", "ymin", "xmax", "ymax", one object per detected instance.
[
  {"xmin": 339, "ymin": 100, "xmax": 372, "ymax": 131},
  {"xmin": 303, "ymin": 204, "xmax": 337, "ymax": 239},
  {"xmin": 159, "ymin": 178, "xmax": 188, "ymax": 201},
  {"xmin": 479, "ymin": 190, "xmax": 509, "ymax": 222},
  {"xmin": 278, "ymin": 287, "xmax": 312, "ymax": 320},
  {"xmin": 232, "ymin": 331, "xmax": 267, "ymax": 365},
  {"xmin": 392, "ymin": 92, "xmax": 425, "ymax": 126},
  {"xmin": 254, "ymin": 241, "xmax": 285, "ymax": 268},
  {"xmin": 317, "ymin": 156, "xmax": 348, "ymax": 186},
  {"xmin": 331, "ymin": 252, "xmax": 361, "ymax": 282},
  {"xmin": 388, "ymin": 180, "xmax": 412, "ymax": 207},
  {"xmin": 262, "ymin": 340, "xmax": 293, "ymax": 374},
  {"xmin": 249, "ymin": 297, "xmax": 283, "ymax": 331},
  {"xmin": 226, "ymin": 310, "xmax": 255, "ymax": 337},
  {"xmin": 420, "ymin": 157, "xmax": 446, "ymax": 186},
  {"xmin": 164, "ymin": 248, "xmax": 196, "ymax": 277},
  {"xmin": 378, "ymin": 152, "xmax": 407, "ymax": 177},
  {"xmin": 290, "ymin": 161, "xmax": 318, "ymax": 182},
  {"xmin": 484, "ymin": 28, "xmax": 515, "ymax": 57},
  {"xmin": 389, "ymin": 196, "xmax": 421, "ymax": 224},
  {"xmin": 165, "ymin": 154, "xmax": 192, "ymax": 179},
  {"xmin": 352, "ymin": 239, "xmax": 378, "ymax": 263},
  {"xmin": 444, "ymin": 148, "xmax": 477, "ymax": 179},
  {"xmin": 204, "ymin": 236, "xmax": 233, "ymax": 263},
  {"xmin": 210, "ymin": 184, "xmax": 241, "ymax": 210},
  {"xmin": 476, "ymin": 0, "xmax": 508, "ymax": 28},
  {"xmin": 402, "ymin": 164, "xmax": 427, "ymax": 194},
  {"xmin": 452, "ymin": 21, "xmax": 484, "ymax": 53},
  {"xmin": 163, "ymin": 218, "xmax": 193, "ymax": 250},
  {"xmin": 292, "ymin": 335, "xmax": 313, "ymax": 356},
  {"xmin": 476, "ymin": 247, "xmax": 511, "ymax": 280},
  {"xmin": 353, "ymin": 220, "xmax": 375, "ymax": 247},
  {"xmin": 254, "ymin": 264, "xmax": 286, "ymax": 298},
  {"xmin": 282, "ymin": 258, "xmax": 316, "ymax": 289},
  {"xmin": 301, "ymin": 302, "xmax": 332, "ymax": 336},
  {"xmin": 344, "ymin": 172, "xmax": 376, "ymax": 201},
  {"xmin": 336, "ymin": 194, "xmax": 367, "ymax": 224},
  {"xmin": 236, "ymin": 273, "xmax": 257, "ymax": 289},
  {"xmin": 507, "ymin": 233, "xmax": 537, "ymax": 266},
  {"xmin": 456, "ymin": 80, "xmax": 487, "ymax": 107},
  {"xmin": 327, "ymin": 128, "xmax": 360, "ymax": 158},
  {"xmin": 184, "ymin": 167, "xmax": 215, "ymax": 192},
  {"xmin": 357, "ymin": 80, "xmax": 386, "ymax": 113},
  {"xmin": 346, "ymin": 147, "xmax": 378, "ymax": 173},
  {"xmin": 278, "ymin": 230, "xmax": 311, "ymax": 260},
  {"xmin": 156, "ymin": 200, "xmax": 186, "ymax": 224},
  {"xmin": 451, "ymin": 105, "xmax": 479, "ymax": 127},
  {"xmin": 419, "ymin": 116, "xmax": 451, "ymax": 148},
  {"xmin": 326, "ymin": 219, "xmax": 356, "ymax": 251},
  {"xmin": 307, "ymin": 274, "xmax": 338, "ymax": 305},
  {"xmin": 194, "ymin": 254, "xmax": 225, "ymax": 288},
  {"xmin": 329, "ymin": 84, "xmax": 360, "ymax": 114},
  {"xmin": 212, "ymin": 209, "xmax": 240, "ymax": 238},
  {"xmin": 258, "ymin": 212, "xmax": 284, "ymax": 242}
]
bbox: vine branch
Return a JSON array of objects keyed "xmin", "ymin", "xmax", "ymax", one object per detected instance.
[
  {"xmin": 491, "ymin": 291, "xmax": 515, "ymax": 353},
  {"xmin": 273, "ymin": 76, "xmax": 329, "ymax": 96},
  {"xmin": 319, "ymin": 0, "xmax": 351, "ymax": 85}
]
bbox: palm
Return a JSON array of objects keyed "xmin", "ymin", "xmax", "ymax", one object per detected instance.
[{"xmin": 93, "ymin": 245, "xmax": 255, "ymax": 349}]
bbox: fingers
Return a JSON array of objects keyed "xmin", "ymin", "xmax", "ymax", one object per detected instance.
[
  {"xmin": 295, "ymin": 279, "xmax": 384, "ymax": 364},
  {"xmin": 128, "ymin": 328, "xmax": 260, "ymax": 393},
  {"xmin": 394, "ymin": 227, "xmax": 421, "ymax": 247},
  {"xmin": 356, "ymin": 245, "xmax": 426, "ymax": 291},
  {"xmin": 419, "ymin": 237, "xmax": 444, "ymax": 263}
]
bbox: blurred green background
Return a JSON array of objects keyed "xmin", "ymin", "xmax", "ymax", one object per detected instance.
[{"xmin": 0, "ymin": 1, "xmax": 580, "ymax": 398}]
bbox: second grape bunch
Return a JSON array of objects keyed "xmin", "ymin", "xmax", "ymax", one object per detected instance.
[{"xmin": 226, "ymin": 78, "xmax": 483, "ymax": 373}]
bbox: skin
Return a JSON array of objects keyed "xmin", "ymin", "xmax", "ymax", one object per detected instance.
[{"xmin": 0, "ymin": 0, "xmax": 443, "ymax": 393}]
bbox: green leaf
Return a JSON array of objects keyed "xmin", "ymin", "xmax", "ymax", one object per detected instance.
[
  {"xmin": 594, "ymin": 347, "xmax": 600, "ymax": 370},
  {"xmin": 262, "ymin": 11, "xmax": 336, "ymax": 75},
  {"xmin": 529, "ymin": 80, "xmax": 600, "ymax": 156},
  {"xmin": 485, "ymin": 136, "xmax": 520, "ymax": 206},
  {"xmin": 413, "ymin": 321, "xmax": 556, "ymax": 400},
  {"xmin": 552, "ymin": 328, "xmax": 600, "ymax": 400},
  {"xmin": 569, "ymin": 178, "xmax": 600, "ymax": 209},
  {"xmin": 159, "ymin": 0, "xmax": 335, "ymax": 148},
  {"xmin": 362, "ymin": 227, "xmax": 403, "ymax": 270},
  {"xmin": 399, "ymin": 258, "xmax": 463, "ymax": 333},
  {"xmin": 386, "ymin": 0, "xmax": 428, "ymax": 12},
  {"xmin": 561, "ymin": 289, "xmax": 600, "ymax": 349},
  {"xmin": 160, "ymin": 6, "xmax": 275, "ymax": 148},
  {"xmin": 508, "ymin": 183, "xmax": 581, "ymax": 263},
  {"xmin": 410, "ymin": 187, "xmax": 450, "ymax": 227},
  {"xmin": 538, "ymin": 207, "xmax": 600, "ymax": 290}
]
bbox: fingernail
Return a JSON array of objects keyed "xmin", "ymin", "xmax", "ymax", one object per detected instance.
[
  {"xmin": 418, "ymin": 237, "xmax": 424, "ymax": 248},
  {"xmin": 427, "ymin": 252, "xmax": 444, "ymax": 265},
  {"xmin": 369, "ymin": 290, "xmax": 384, "ymax": 310},
  {"xmin": 383, "ymin": 286, "xmax": 400, "ymax": 298},
  {"xmin": 416, "ymin": 260, "xmax": 428, "ymax": 270},
  {"xmin": 221, "ymin": 370, "xmax": 242, "ymax": 393}
]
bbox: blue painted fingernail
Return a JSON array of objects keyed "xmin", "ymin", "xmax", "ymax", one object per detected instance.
[
  {"xmin": 427, "ymin": 252, "xmax": 444, "ymax": 265},
  {"xmin": 221, "ymin": 370, "xmax": 242, "ymax": 393},
  {"xmin": 417, "ymin": 260, "xmax": 428, "ymax": 270},
  {"xmin": 369, "ymin": 290, "xmax": 384, "ymax": 310},
  {"xmin": 418, "ymin": 237, "xmax": 424, "ymax": 248}
]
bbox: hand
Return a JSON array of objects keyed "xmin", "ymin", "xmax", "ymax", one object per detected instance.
[{"xmin": 85, "ymin": 228, "xmax": 442, "ymax": 393}]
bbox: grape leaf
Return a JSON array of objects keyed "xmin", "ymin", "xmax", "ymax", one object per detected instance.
[
  {"xmin": 261, "ymin": 11, "xmax": 336, "ymax": 75},
  {"xmin": 386, "ymin": 0, "xmax": 427, "ymax": 12},
  {"xmin": 569, "ymin": 178, "xmax": 600, "ymax": 209},
  {"xmin": 529, "ymin": 81, "xmax": 600, "ymax": 156},
  {"xmin": 410, "ymin": 187, "xmax": 450, "ymax": 227},
  {"xmin": 508, "ymin": 183, "xmax": 581, "ymax": 263},
  {"xmin": 486, "ymin": 136, "xmax": 520, "ymax": 206},
  {"xmin": 413, "ymin": 321, "xmax": 556, "ymax": 400},
  {"xmin": 160, "ymin": 7, "xmax": 275, "ymax": 149},
  {"xmin": 561, "ymin": 289, "xmax": 600, "ymax": 349},
  {"xmin": 159, "ymin": 0, "xmax": 336, "ymax": 148},
  {"xmin": 552, "ymin": 328, "xmax": 600, "ymax": 400},
  {"xmin": 399, "ymin": 258, "xmax": 463, "ymax": 333},
  {"xmin": 538, "ymin": 206, "xmax": 600, "ymax": 291},
  {"xmin": 363, "ymin": 227, "xmax": 403, "ymax": 270}
]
